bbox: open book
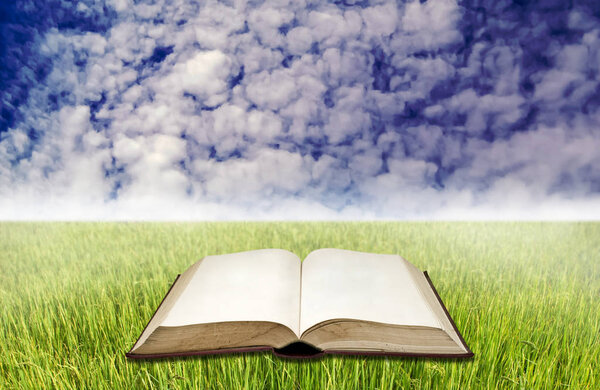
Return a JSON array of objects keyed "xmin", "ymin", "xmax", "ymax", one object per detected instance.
[{"xmin": 126, "ymin": 249, "xmax": 473, "ymax": 358}]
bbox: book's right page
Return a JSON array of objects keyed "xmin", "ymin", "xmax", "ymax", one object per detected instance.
[{"xmin": 299, "ymin": 248, "xmax": 440, "ymax": 335}]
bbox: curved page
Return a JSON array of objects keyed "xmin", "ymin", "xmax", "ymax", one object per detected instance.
[
  {"xmin": 162, "ymin": 249, "xmax": 301, "ymax": 337},
  {"xmin": 300, "ymin": 249, "xmax": 440, "ymax": 335}
]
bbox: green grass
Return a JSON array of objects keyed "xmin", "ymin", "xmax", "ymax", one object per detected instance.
[{"xmin": 1, "ymin": 222, "xmax": 599, "ymax": 389}]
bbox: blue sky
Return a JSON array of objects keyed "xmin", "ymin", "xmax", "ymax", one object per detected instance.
[{"xmin": 1, "ymin": 0, "xmax": 600, "ymax": 220}]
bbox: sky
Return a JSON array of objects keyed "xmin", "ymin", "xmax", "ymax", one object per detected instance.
[{"xmin": 1, "ymin": 0, "xmax": 600, "ymax": 220}]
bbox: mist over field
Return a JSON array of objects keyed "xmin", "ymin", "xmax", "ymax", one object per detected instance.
[{"xmin": 1, "ymin": 1, "xmax": 600, "ymax": 219}]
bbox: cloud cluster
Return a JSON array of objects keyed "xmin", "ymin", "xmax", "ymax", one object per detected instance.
[{"xmin": 1, "ymin": 0, "xmax": 600, "ymax": 220}]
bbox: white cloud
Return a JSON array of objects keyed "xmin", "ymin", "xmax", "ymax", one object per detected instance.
[
  {"xmin": 245, "ymin": 69, "xmax": 298, "ymax": 110},
  {"xmin": 248, "ymin": 5, "xmax": 294, "ymax": 48},
  {"xmin": 392, "ymin": 56, "xmax": 456, "ymax": 100},
  {"xmin": 110, "ymin": 0, "xmax": 132, "ymax": 14},
  {"xmin": 155, "ymin": 50, "xmax": 232, "ymax": 106},
  {"xmin": 304, "ymin": 9, "xmax": 363, "ymax": 49},
  {"xmin": 362, "ymin": 3, "xmax": 398, "ymax": 38},
  {"xmin": 319, "ymin": 47, "xmax": 371, "ymax": 88},
  {"xmin": 195, "ymin": 148, "xmax": 311, "ymax": 201},
  {"xmin": 399, "ymin": 0, "xmax": 462, "ymax": 51},
  {"xmin": 2, "ymin": 0, "xmax": 600, "ymax": 221},
  {"xmin": 286, "ymin": 27, "xmax": 314, "ymax": 55}
]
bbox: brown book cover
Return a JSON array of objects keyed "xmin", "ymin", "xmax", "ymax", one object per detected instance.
[{"xmin": 126, "ymin": 271, "xmax": 473, "ymax": 359}]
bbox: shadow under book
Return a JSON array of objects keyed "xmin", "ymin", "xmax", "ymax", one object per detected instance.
[{"xmin": 126, "ymin": 248, "xmax": 473, "ymax": 359}]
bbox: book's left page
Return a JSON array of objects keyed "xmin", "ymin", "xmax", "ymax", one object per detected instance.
[
  {"xmin": 162, "ymin": 249, "xmax": 301, "ymax": 334},
  {"xmin": 128, "ymin": 249, "xmax": 302, "ymax": 357}
]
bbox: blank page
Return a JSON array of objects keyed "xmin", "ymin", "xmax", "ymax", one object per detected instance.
[
  {"xmin": 300, "ymin": 249, "xmax": 441, "ymax": 335},
  {"xmin": 162, "ymin": 249, "xmax": 301, "ymax": 336}
]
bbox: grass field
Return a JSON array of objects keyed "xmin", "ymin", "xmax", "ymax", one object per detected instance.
[{"xmin": 1, "ymin": 222, "xmax": 599, "ymax": 389}]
